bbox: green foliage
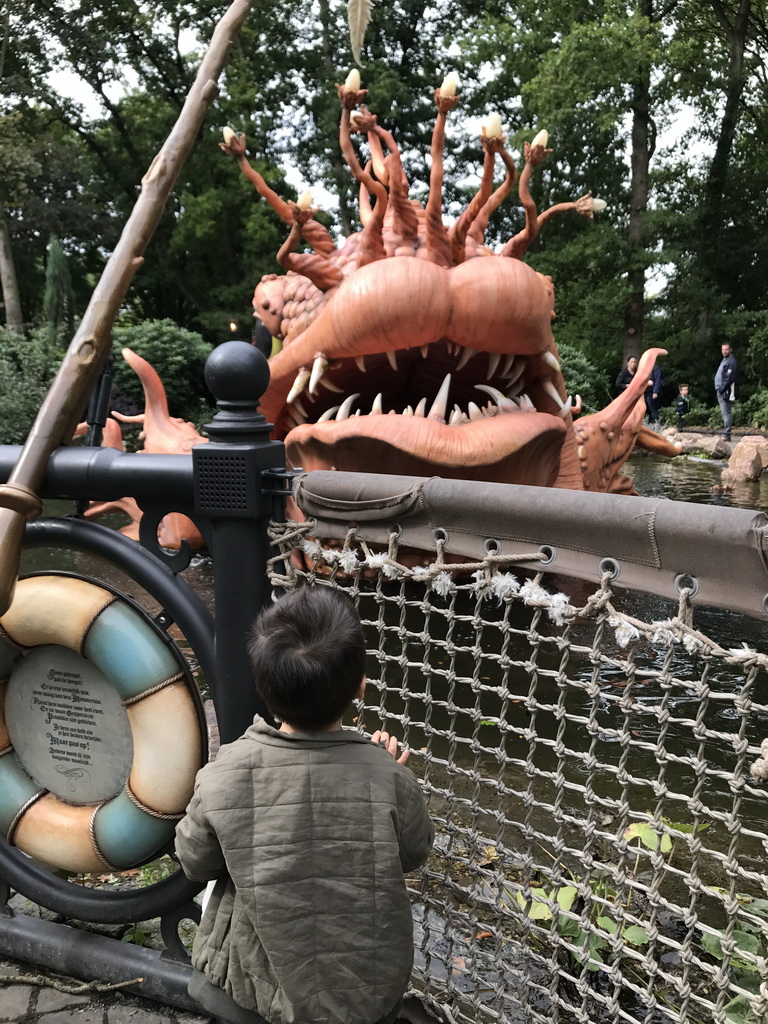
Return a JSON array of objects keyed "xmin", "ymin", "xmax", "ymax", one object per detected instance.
[
  {"xmin": 111, "ymin": 320, "xmax": 213, "ymax": 424},
  {"xmin": 699, "ymin": 891, "xmax": 768, "ymax": 1024},
  {"xmin": 556, "ymin": 341, "xmax": 611, "ymax": 413},
  {"xmin": 512, "ymin": 816, "xmax": 710, "ymax": 974},
  {"xmin": 43, "ymin": 236, "xmax": 76, "ymax": 348},
  {"xmin": 0, "ymin": 327, "xmax": 59, "ymax": 444}
]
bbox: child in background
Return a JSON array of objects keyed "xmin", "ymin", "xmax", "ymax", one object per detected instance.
[
  {"xmin": 676, "ymin": 384, "xmax": 690, "ymax": 430},
  {"xmin": 176, "ymin": 586, "xmax": 434, "ymax": 1024}
]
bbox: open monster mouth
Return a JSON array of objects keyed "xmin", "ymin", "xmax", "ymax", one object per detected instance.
[{"xmin": 259, "ymin": 258, "xmax": 579, "ymax": 487}]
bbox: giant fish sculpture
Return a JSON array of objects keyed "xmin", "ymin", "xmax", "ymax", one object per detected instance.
[{"xmin": 220, "ymin": 75, "xmax": 680, "ymax": 496}]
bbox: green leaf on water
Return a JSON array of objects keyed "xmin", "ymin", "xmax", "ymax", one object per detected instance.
[
  {"xmin": 596, "ymin": 916, "xmax": 618, "ymax": 935},
  {"xmin": 724, "ymin": 995, "xmax": 759, "ymax": 1024},
  {"xmin": 623, "ymin": 925, "xmax": 650, "ymax": 945},
  {"xmin": 702, "ymin": 932, "xmax": 725, "ymax": 959},
  {"xmin": 516, "ymin": 888, "xmax": 553, "ymax": 921},
  {"xmin": 660, "ymin": 817, "xmax": 711, "ymax": 835},
  {"xmin": 556, "ymin": 886, "xmax": 578, "ymax": 912},
  {"xmin": 624, "ymin": 821, "xmax": 672, "ymax": 853},
  {"xmin": 745, "ymin": 899, "xmax": 768, "ymax": 919},
  {"xmin": 556, "ymin": 916, "xmax": 583, "ymax": 940}
]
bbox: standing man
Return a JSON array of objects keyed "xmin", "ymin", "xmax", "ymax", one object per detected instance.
[
  {"xmin": 644, "ymin": 363, "xmax": 663, "ymax": 430},
  {"xmin": 714, "ymin": 343, "xmax": 739, "ymax": 441}
]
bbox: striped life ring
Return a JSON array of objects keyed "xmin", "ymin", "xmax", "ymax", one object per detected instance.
[{"xmin": 0, "ymin": 575, "xmax": 203, "ymax": 874}]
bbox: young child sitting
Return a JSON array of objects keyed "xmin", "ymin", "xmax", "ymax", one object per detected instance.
[{"xmin": 175, "ymin": 585, "xmax": 434, "ymax": 1024}]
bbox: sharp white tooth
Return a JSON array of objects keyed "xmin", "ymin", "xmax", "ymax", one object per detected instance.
[
  {"xmin": 354, "ymin": 409, "xmax": 362, "ymax": 416},
  {"xmin": 355, "ymin": 356, "xmax": 366, "ymax": 373},
  {"xmin": 292, "ymin": 396, "xmax": 308, "ymax": 418},
  {"xmin": 317, "ymin": 406, "xmax": 340, "ymax": 422},
  {"xmin": 542, "ymin": 351, "xmax": 561, "ymax": 374},
  {"xmin": 404, "ymin": 405, "xmax": 414, "ymax": 416},
  {"xmin": 519, "ymin": 393, "xmax": 535, "ymax": 410},
  {"xmin": 475, "ymin": 383, "xmax": 517, "ymax": 412},
  {"xmin": 428, "ymin": 373, "xmax": 452, "ymax": 422},
  {"xmin": 501, "ymin": 353, "xmax": 516, "ymax": 376},
  {"xmin": 456, "ymin": 347, "xmax": 478, "ymax": 371},
  {"xmin": 309, "ymin": 354, "xmax": 329, "ymax": 395},
  {"xmin": 386, "ymin": 350, "xmax": 398, "ymax": 371},
  {"xmin": 449, "ymin": 406, "xmax": 463, "ymax": 425},
  {"xmin": 543, "ymin": 380, "xmax": 566, "ymax": 409},
  {"xmin": 287, "ymin": 367, "xmax": 311, "ymax": 404},
  {"xmin": 506, "ymin": 379, "xmax": 525, "ymax": 399},
  {"xmin": 487, "ymin": 353, "xmax": 501, "ymax": 379},
  {"xmin": 468, "ymin": 401, "xmax": 483, "ymax": 421},
  {"xmin": 505, "ymin": 358, "xmax": 526, "ymax": 387},
  {"xmin": 573, "ymin": 394, "xmax": 582, "ymax": 415},
  {"xmin": 320, "ymin": 377, "xmax": 344, "ymax": 393},
  {"xmin": 420, "ymin": 345, "xmax": 429, "ymax": 358},
  {"xmin": 372, "ymin": 393, "xmax": 383, "ymax": 414},
  {"xmin": 558, "ymin": 396, "xmax": 573, "ymax": 420},
  {"xmin": 414, "ymin": 397, "xmax": 427, "ymax": 417},
  {"xmin": 336, "ymin": 393, "xmax": 360, "ymax": 420}
]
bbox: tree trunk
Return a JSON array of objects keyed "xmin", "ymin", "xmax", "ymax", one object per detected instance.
[
  {"xmin": 622, "ymin": 0, "xmax": 653, "ymax": 364},
  {"xmin": 0, "ymin": 207, "xmax": 25, "ymax": 334},
  {"xmin": 694, "ymin": 0, "xmax": 751, "ymax": 347}
]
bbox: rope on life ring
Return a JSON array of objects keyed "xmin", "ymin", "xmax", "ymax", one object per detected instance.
[{"xmin": 0, "ymin": 575, "xmax": 203, "ymax": 874}]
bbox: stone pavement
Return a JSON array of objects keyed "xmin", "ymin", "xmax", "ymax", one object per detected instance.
[{"xmin": 0, "ymin": 954, "xmax": 212, "ymax": 1024}]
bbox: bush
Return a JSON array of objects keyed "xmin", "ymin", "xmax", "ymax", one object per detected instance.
[
  {"xmin": 556, "ymin": 342, "xmax": 611, "ymax": 414},
  {"xmin": 0, "ymin": 328, "xmax": 59, "ymax": 445},
  {"xmin": 112, "ymin": 320, "xmax": 214, "ymax": 425}
]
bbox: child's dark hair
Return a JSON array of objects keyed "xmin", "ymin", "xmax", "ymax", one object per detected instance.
[{"xmin": 247, "ymin": 586, "xmax": 366, "ymax": 730}]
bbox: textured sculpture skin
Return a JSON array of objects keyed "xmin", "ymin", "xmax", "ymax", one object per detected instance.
[
  {"xmin": 82, "ymin": 348, "xmax": 206, "ymax": 550},
  {"xmin": 87, "ymin": 85, "xmax": 681, "ymax": 550},
  {"xmin": 221, "ymin": 81, "xmax": 680, "ymax": 495}
]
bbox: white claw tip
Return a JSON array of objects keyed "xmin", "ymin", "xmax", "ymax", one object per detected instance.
[
  {"xmin": 297, "ymin": 190, "xmax": 313, "ymax": 210},
  {"xmin": 531, "ymin": 129, "xmax": 548, "ymax": 148},
  {"xmin": 222, "ymin": 127, "xmax": 237, "ymax": 144},
  {"xmin": 591, "ymin": 198, "xmax": 607, "ymax": 212},
  {"xmin": 485, "ymin": 113, "xmax": 503, "ymax": 139},
  {"xmin": 439, "ymin": 72, "xmax": 460, "ymax": 98},
  {"xmin": 345, "ymin": 69, "xmax": 361, "ymax": 91}
]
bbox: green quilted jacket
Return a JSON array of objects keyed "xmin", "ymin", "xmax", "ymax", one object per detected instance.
[{"xmin": 175, "ymin": 717, "xmax": 434, "ymax": 1024}]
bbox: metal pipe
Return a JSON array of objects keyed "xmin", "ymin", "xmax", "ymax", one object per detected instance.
[
  {"xmin": 0, "ymin": 446, "xmax": 194, "ymax": 504},
  {"xmin": 0, "ymin": 912, "xmax": 202, "ymax": 1012}
]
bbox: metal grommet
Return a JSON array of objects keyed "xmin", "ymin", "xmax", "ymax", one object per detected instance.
[
  {"xmin": 538, "ymin": 544, "xmax": 556, "ymax": 566},
  {"xmin": 484, "ymin": 538, "xmax": 501, "ymax": 556},
  {"xmin": 598, "ymin": 557, "xmax": 621, "ymax": 581},
  {"xmin": 432, "ymin": 528, "xmax": 449, "ymax": 545},
  {"xmin": 389, "ymin": 523, "xmax": 403, "ymax": 541},
  {"xmin": 674, "ymin": 573, "xmax": 700, "ymax": 597}
]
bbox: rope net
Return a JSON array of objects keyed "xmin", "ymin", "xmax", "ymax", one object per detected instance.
[{"xmin": 268, "ymin": 521, "xmax": 768, "ymax": 1024}]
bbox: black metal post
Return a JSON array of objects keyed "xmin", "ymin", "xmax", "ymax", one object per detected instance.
[{"xmin": 193, "ymin": 341, "xmax": 286, "ymax": 744}]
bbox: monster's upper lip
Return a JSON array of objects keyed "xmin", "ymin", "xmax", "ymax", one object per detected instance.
[{"xmin": 258, "ymin": 256, "xmax": 576, "ymax": 486}]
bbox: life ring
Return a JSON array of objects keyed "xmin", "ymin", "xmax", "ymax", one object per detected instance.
[{"xmin": 0, "ymin": 574, "xmax": 203, "ymax": 874}]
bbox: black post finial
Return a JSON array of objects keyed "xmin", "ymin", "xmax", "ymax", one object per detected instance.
[{"xmin": 203, "ymin": 341, "xmax": 273, "ymax": 444}]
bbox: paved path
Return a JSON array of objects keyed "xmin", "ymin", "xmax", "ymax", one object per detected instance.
[{"xmin": 0, "ymin": 954, "xmax": 211, "ymax": 1024}]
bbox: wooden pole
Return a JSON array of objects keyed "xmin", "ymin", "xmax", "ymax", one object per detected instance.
[{"xmin": 0, "ymin": 0, "xmax": 254, "ymax": 614}]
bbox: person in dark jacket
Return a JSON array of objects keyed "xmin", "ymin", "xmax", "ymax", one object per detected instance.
[
  {"xmin": 644, "ymin": 364, "xmax": 663, "ymax": 429},
  {"xmin": 176, "ymin": 586, "xmax": 434, "ymax": 1024},
  {"xmin": 615, "ymin": 356, "xmax": 638, "ymax": 394},
  {"xmin": 675, "ymin": 384, "xmax": 690, "ymax": 430},
  {"xmin": 714, "ymin": 343, "xmax": 739, "ymax": 441}
]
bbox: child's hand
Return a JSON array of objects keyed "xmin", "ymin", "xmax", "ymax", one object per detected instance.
[{"xmin": 371, "ymin": 730, "xmax": 410, "ymax": 765}]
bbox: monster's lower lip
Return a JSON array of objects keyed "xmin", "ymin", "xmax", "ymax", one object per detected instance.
[
  {"xmin": 286, "ymin": 410, "xmax": 566, "ymax": 487},
  {"xmin": 261, "ymin": 340, "xmax": 572, "ymax": 485}
]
